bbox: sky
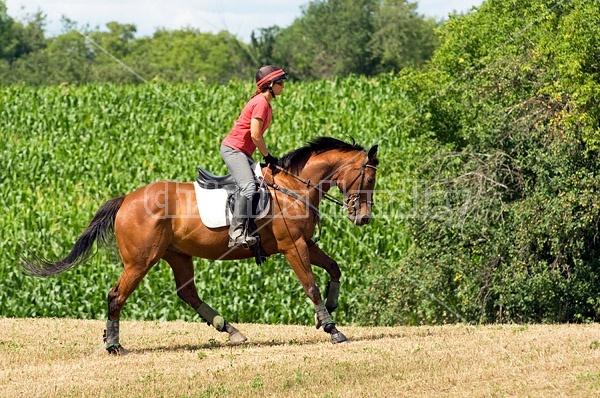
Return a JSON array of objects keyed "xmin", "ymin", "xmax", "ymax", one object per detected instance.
[{"xmin": 5, "ymin": 0, "xmax": 483, "ymax": 43}]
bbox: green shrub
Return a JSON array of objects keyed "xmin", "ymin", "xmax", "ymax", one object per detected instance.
[{"xmin": 360, "ymin": 0, "xmax": 600, "ymax": 325}]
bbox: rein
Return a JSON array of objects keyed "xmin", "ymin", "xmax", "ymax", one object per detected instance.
[
  {"xmin": 262, "ymin": 167, "xmax": 324, "ymax": 247},
  {"xmin": 262, "ymin": 178, "xmax": 321, "ymax": 217},
  {"xmin": 271, "ymin": 165, "xmax": 344, "ymax": 208}
]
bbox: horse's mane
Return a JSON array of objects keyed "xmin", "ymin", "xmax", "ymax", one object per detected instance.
[{"xmin": 278, "ymin": 137, "xmax": 365, "ymax": 175}]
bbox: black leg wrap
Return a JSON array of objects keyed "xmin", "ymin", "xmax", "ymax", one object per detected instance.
[
  {"xmin": 325, "ymin": 280, "xmax": 340, "ymax": 314},
  {"xmin": 196, "ymin": 302, "xmax": 225, "ymax": 331},
  {"xmin": 324, "ymin": 323, "xmax": 336, "ymax": 334},
  {"xmin": 315, "ymin": 303, "xmax": 348, "ymax": 344},
  {"xmin": 104, "ymin": 319, "xmax": 123, "ymax": 354},
  {"xmin": 314, "ymin": 303, "xmax": 333, "ymax": 329},
  {"xmin": 104, "ymin": 320, "xmax": 119, "ymax": 345}
]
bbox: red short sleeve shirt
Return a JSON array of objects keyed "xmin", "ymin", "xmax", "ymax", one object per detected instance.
[{"xmin": 222, "ymin": 95, "xmax": 272, "ymax": 156}]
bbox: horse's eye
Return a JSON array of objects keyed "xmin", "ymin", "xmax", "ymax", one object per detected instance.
[{"xmin": 367, "ymin": 178, "xmax": 375, "ymax": 184}]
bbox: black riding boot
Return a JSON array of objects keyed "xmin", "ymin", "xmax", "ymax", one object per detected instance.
[{"xmin": 228, "ymin": 193, "xmax": 258, "ymax": 248}]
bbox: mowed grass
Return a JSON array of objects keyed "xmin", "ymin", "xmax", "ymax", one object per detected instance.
[{"xmin": 1, "ymin": 318, "xmax": 599, "ymax": 397}]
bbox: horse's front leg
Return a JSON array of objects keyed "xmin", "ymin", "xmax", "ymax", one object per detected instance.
[
  {"xmin": 308, "ymin": 241, "xmax": 341, "ymax": 315},
  {"xmin": 282, "ymin": 239, "xmax": 347, "ymax": 344}
]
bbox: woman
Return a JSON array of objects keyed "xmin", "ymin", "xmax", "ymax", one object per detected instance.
[{"xmin": 220, "ymin": 65, "xmax": 287, "ymax": 248}]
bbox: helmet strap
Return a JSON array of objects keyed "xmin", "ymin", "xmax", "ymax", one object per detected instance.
[{"xmin": 269, "ymin": 82, "xmax": 276, "ymax": 98}]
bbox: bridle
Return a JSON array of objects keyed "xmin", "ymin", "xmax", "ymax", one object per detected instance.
[
  {"xmin": 264, "ymin": 151, "xmax": 377, "ymax": 218},
  {"xmin": 261, "ymin": 151, "xmax": 376, "ymax": 253},
  {"xmin": 342, "ymin": 152, "xmax": 378, "ymax": 218}
]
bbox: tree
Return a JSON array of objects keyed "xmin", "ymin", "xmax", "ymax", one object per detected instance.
[
  {"xmin": 90, "ymin": 21, "xmax": 136, "ymax": 60},
  {"xmin": 371, "ymin": 0, "xmax": 438, "ymax": 72},
  {"xmin": 250, "ymin": 26, "xmax": 282, "ymax": 67},
  {"xmin": 87, "ymin": 22, "xmax": 138, "ymax": 83},
  {"xmin": 0, "ymin": 3, "xmax": 47, "ymax": 84},
  {"xmin": 277, "ymin": 0, "xmax": 378, "ymax": 79},
  {"xmin": 0, "ymin": 0, "xmax": 440, "ymax": 85},
  {"xmin": 271, "ymin": 0, "xmax": 438, "ymax": 80},
  {"xmin": 0, "ymin": 1, "xmax": 45, "ymax": 62},
  {"xmin": 11, "ymin": 11, "xmax": 46, "ymax": 58},
  {"xmin": 42, "ymin": 18, "xmax": 95, "ymax": 84},
  {"xmin": 0, "ymin": 0, "xmax": 16, "ymax": 60},
  {"xmin": 128, "ymin": 28, "xmax": 252, "ymax": 83}
]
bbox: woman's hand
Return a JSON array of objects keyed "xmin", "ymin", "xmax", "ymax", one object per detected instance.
[{"xmin": 263, "ymin": 153, "xmax": 279, "ymax": 170}]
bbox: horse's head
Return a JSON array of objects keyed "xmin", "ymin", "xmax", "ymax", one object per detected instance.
[
  {"xmin": 338, "ymin": 145, "xmax": 379, "ymax": 226},
  {"xmin": 276, "ymin": 137, "xmax": 379, "ymax": 225}
]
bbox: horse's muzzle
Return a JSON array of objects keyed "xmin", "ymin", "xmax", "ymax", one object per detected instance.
[{"xmin": 352, "ymin": 214, "xmax": 371, "ymax": 226}]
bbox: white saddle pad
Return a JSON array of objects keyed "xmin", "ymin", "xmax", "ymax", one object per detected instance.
[{"xmin": 194, "ymin": 163, "xmax": 269, "ymax": 228}]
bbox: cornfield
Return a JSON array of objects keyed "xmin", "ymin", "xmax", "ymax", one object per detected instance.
[{"xmin": 1, "ymin": 76, "xmax": 420, "ymax": 325}]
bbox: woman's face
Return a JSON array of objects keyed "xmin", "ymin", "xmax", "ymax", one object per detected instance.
[{"xmin": 272, "ymin": 80, "xmax": 285, "ymax": 96}]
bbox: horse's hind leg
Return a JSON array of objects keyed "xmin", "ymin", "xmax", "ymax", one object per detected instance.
[
  {"xmin": 163, "ymin": 250, "xmax": 247, "ymax": 344},
  {"xmin": 105, "ymin": 259, "xmax": 155, "ymax": 355},
  {"xmin": 105, "ymin": 212, "xmax": 173, "ymax": 354}
]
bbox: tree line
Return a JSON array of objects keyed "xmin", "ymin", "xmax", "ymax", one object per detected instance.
[{"xmin": 0, "ymin": 0, "xmax": 439, "ymax": 85}]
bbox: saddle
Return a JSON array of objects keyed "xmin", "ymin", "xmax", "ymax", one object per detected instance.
[
  {"xmin": 195, "ymin": 168, "xmax": 237, "ymax": 191},
  {"xmin": 195, "ymin": 165, "xmax": 270, "ymax": 217},
  {"xmin": 195, "ymin": 165, "xmax": 270, "ymax": 265}
]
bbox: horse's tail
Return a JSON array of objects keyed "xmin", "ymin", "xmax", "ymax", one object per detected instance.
[{"xmin": 21, "ymin": 196, "xmax": 125, "ymax": 277}]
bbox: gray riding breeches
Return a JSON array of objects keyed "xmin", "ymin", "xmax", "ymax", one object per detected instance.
[{"xmin": 220, "ymin": 144, "xmax": 257, "ymax": 199}]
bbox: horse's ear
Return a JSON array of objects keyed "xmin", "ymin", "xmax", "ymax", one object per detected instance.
[{"xmin": 367, "ymin": 145, "xmax": 378, "ymax": 161}]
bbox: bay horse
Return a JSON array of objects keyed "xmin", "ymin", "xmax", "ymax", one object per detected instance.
[{"xmin": 21, "ymin": 137, "xmax": 379, "ymax": 354}]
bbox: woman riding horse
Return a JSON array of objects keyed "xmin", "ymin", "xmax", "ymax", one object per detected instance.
[
  {"xmin": 221, "ymin": 65, "xmax": 286, "ymax": 248},
  {"xmin": 22, "ymin": 135, "xmax": 378, "ymax": 354}
]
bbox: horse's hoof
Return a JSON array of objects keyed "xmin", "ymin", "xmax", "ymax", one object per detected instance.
[
  {"xmin": 229, "ymin": 331, "xmax": 248, "ymax": 344},
  {"xmin": 224, "ymin": 322, "xmax": 247, "ymax": 344},
  {"xmin": 331, "ymin": 332, "xmax": 348, "ymax": 344},
  {"xmin": 107, "ymin": 344, "xmax": 131, "ymax": 356}
]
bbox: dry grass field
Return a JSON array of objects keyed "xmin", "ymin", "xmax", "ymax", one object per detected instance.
[{"xmin": 1, "ymin": 318, "xmax": 599, "ymax": 397}]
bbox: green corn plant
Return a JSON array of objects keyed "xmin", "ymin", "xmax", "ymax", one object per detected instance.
[{"xmin": 1, "ymin": 76, "xmax": 417, "ymax": 325}]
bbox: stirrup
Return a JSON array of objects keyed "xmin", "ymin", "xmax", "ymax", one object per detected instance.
[
  {"xmin": 228, "ymin": 234, "xmax": 257, "ymax": 248},
  {"xmin": 241, "ymin": 235, "xmax": 258, "ymax": 248}
]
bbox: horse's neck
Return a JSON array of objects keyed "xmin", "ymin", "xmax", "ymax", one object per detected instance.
[{"xmin": 297, "ymin": 153, "xmax": 354, "ymax": 194}]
